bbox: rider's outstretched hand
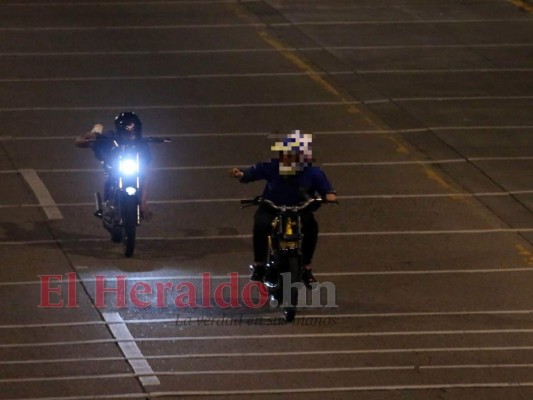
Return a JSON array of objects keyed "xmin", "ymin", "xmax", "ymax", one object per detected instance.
[{"xmin": 230, "ymin": 168, "xmax": 244, "ymax": 179}]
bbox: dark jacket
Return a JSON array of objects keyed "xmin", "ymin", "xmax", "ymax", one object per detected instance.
[{"xmin": 240, "ymin": 160, "xmax": 335, "ymax": 206}]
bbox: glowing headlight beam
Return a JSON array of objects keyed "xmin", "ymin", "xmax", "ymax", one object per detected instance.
[{"xmin": 119, "ymin": 159, "xmax": 138, "ymax": 175}]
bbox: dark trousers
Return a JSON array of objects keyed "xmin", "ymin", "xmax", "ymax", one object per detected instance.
[{"xmin": 253, "ymin": 206, "xmax": 318, "ymax": 266}]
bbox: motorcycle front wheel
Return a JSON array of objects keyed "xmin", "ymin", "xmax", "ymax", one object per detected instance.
[
  {"xmin": 283, "ymin": 255, "xmax": 302, "ymax": 323},
  {"xmin": 122, "ymin": 196, "xmax": 138, "ymax": 257}
]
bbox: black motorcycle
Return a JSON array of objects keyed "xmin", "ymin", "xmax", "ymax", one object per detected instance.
[
  {"xmin": 94, "ymin": 137, "xmax": 170, "ymax": 257},
  {"xmin": 241, "ymin": 196, "xmax": 326, "ymax": 322}
]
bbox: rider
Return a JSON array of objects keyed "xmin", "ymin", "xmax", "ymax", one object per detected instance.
[
  {"xmin": 231, "ymin": 130, "xmax": 337, "ymax": 287},
  {"xmin": 74, "ymin": 111, "xmax": 153, "ymax": 219}
]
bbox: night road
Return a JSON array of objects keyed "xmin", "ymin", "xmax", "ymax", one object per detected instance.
[{"xmin": 1, "ymin": 1, "xmax": 533, "ymax": 399}]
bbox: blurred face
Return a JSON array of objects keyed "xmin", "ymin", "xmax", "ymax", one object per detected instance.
[{"xmin": 122, "ymin": 123, "xmax": 137, "ymax": 141}]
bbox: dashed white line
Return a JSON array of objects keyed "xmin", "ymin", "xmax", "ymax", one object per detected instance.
[
  {"xmin": 102, "ymin": 312, "xmax": 160, "ymax": 387},
  {"xmin": 19, "ymin": 169, "xmax": 62, "ymax": 220}
]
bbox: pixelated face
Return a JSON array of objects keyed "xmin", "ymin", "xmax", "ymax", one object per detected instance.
[{"xmin": 271, "ymin": 130, "xmax": 313, "ymax": 175}]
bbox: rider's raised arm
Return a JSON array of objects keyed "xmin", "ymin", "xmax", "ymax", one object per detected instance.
[
  {"xmin": 74, "ymin": 124, "xmax": 104, "ymax": 148},
  {"xmin": 238, "ymin": 162, "xmax": 272, "ymax": 183}
]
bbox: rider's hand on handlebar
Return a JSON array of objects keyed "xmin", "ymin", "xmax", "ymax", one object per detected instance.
[
  {"xmin": 230, "ymin": 168, "xmax": 244, "ymax": 179},
  {"xmin": 325, "ymin": 193, "xmax": 337, "ymax": 203}
]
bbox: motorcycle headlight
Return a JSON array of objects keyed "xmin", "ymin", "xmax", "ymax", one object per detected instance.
[
  {"xmin": 125, "ymin": 187, "xmax": 137, "ymax": 196},
  {"xmin": 119, "ymin": 159, "xmax": 137, "ymax": 175}
]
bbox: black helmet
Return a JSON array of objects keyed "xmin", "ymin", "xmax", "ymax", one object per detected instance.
[{"xmin": 114, "ymin": 112, "xmax": 142, "ymax": 139}]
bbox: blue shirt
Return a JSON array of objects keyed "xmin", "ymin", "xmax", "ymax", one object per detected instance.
[{"xmin": 240, "ymin": 160, "xmax": 335, "ymax": 206}]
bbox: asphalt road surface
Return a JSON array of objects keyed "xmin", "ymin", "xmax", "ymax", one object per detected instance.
[{"xmin": 1, "ymin": 0, "xmax": 533, "ymax": 399}]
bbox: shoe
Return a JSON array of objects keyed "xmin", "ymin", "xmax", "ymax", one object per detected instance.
[
  {"xmin": 264, "ymin": 265, "xmax": 278, "ymax": 288},
  {"xmin": 249, "ymin": 263, "xmax": 265, "ymax": 282},
  {"xmin": 302, "ymin": 268, "xmax": 317, "ymax": 288},
  {"xmin": 93, "ymin": 209, "xmax": 103, "ymax": 218}
]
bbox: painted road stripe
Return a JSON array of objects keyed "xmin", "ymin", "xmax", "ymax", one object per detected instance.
[
  {"xmin": 1, "ymin": 68, "xmax": 531, "ymax": 82},
  {"xmin": 0, "ymin": 101, "xmax": 354, "ymax": 112},
  {"xmin": 507, "ymin": 0, "xmax": 533, "ymax": 12},
  {"xmin": 0, "ymin": 182, "xmax": 508, "ymax": 212},
  {"xmin": 4, "ymin": 345, "xmax": 533, "ymax": 365},
  {"xmin": 2, "ymin": 267, "xmax": 533, "ymax": 288},
  {"xmin": 3, "ymin": 363, "xmax": 533, "ymax": 384},
  {"xmin": 102, "ymin": 312, "xmax": 159, "ymax": 387},
  {"xmin": 0, "ymin": 43, "xmax": 531, "ymax": 57},
  {"xmin": 3, "ymin": 189, "xmax": 533, "ymax": 209},
  {"xmin": 2, "ymin": 189, "xmax": 533, "ymax": 209},
  {"xmin": 1, "ymin": 309, "xmax": 533, "ymax": 329},
  {"xmin": 4, "ymin": 328, "xmax": 533, "ymax": 348},
  {"xmin": 0, "ymin": 96, "xmax": 529, "ymax": 113},
  {"xmin": 19, "ymin": 169, "xmax": 62, "ymax": 220},
  {"xmin": 5, "ymin": 383, "xmax": 533, "ymax": 399},
  {"xmin": 4, "ymin": 0, "xmax": 237, "ymax": 6},
  {"xmin": 1, "ymin": 125, "xmax": 532, "ymax": 141},
  {"xmin": 2, "ymin": 228, "xmax": 533, "ymax": 246},
  {"xmin": 0, "ymin": 18, "xmax": 529, "ymax": 31},
  {"xmin": 2, "ymin": 154, "xmax": 533, "ymax": 175},
  {"xmin": 0, "ymin": 71, "xmax": 353, "ymax": 83}
]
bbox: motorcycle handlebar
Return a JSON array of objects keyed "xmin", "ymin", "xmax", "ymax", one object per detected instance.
[
  {"xmin": 145, "ymin": 137, "xmax": 171, "ymax": 143},
  {"xmin": 240, "ymin": 197, "xmax": 338, "ymax": 210},
  {"xmin": 85, "ymin": 137, "xmax": 171, "ymax": 144}
]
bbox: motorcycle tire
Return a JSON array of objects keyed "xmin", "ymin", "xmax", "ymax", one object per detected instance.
[
  {"xmin": 122, "ymin": 197, "xmax": 138, "ymax": 258},
  {"xmin": 283, "ymin": 256, "xmax": 302, "ymax": 322},
  {"xmin": 110, "ymin": 227, "xmax": 122, "ymax": 243}
]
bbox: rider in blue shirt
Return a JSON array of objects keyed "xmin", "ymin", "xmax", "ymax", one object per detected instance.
[{"xmin": 232, "ymin": 131, "xmax": 337, "ymax": 286}]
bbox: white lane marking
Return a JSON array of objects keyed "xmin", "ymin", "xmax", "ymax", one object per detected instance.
[
  {"xmin": 4, "ymin": 0, "xmax": 237, "ymax": 6},
  {"xmin": 1, "ymin": 68, "xmax": 532, "ymax": 82},
  {"xmin": 0, "ymin": 43, "xmax": 531, "ymax": 57},
  {"xmin": 2, "ymin": 228, "xmax": 533, "ymax": 246},
  {"xmin": 387, "ymin": 95, "xmax": 533, "ymax": 103},
  {"xmin": 111, "ymin": 382, "xmax": 533, "ymax": 397},
  {"xmin": 1, "ymin": 309, "xmax": 533, "ymax": 330},
  {"xmin": 2, "ymin": 266, "xmax": 533, "ymax": 288},
  {"xmin": 357, "ymin": 68, "xmax": 533, "ymax": 74},
  {"xmin": 4, "ymin": 328, "xmax": 533, "ymax": 349},
  {"xmin": 5, "ymin": 0, "xmax": 235, "ymax": 6},
  {"xmin": 0, "ymin": 101, "xmax": 355, "ymax": 112},
  {"xmin": 3, "ymin": 363, "xmax": 533, "ymax": 383},
  {"xmin": 4, "ymin": 382, "xmax": 533, "ymax": 399},
  {"xmin": 4, "ymin": 345, "xmax": 533, "ymax": 366},
  {"xmin": 102, "ymin": 312, "xmax": 160, "ymax": 387},
  {"xmin": 3, "ymin": 188, "xmax": 533, "ymax": 209},
  {"xmin": 2, "ymin": 125, "xmax": 533, "ymax": 141},
  {"xmin": 1, "ymin": 153, "xmax": 533, "ymax": 175},
  {"xmin": 19, "ymin": 169, "xmax": 62, "ymax": 220},
  {"xmin": 0, "ymin": 18, "xmax": 528, "ymax": 31},
  {"xmin": 4, "ymin": 345, "xmax": 533, "ymax": 365},
  {"xmin": 0, "ymin": 71, "xmax": 353, "ymax": 83},
  {"xmin": 284, "ymin": 18, "xmax": 532, "ymax": 26},
  {"xmin": 0, "ymin": 96, "xmax": 531, "ymax": 113}
]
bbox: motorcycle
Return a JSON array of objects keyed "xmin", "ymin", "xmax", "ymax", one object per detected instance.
[
  {"xmin": 241, "ymin": 196, "xmax": 327, "ymax": 322},
  {"xmin": 94, "ymin": 136, "xmax": 170, "ymax": 257}
]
